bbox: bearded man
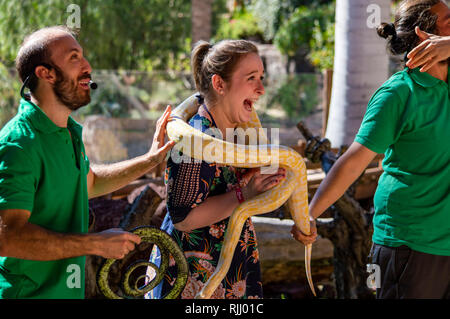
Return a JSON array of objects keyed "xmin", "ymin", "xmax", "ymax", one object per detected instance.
[{"xmin": 0, "ymin": 26, "xmax": 175, "ymax": 299}]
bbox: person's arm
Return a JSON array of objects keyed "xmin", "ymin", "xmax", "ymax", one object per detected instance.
[
  {"xmin": 406, "ymin": 27, "xmax": 450, "ymax": 72},
  {"xmin": 309, "ymin": 142, "xmax": 377, "ymax": 219},
  {"xmin": 0, "ymin": 209, "xmax": 141, "ymax": 260},
  {"xmin": 174, "ymin": 167, "xmax": 286, "ymax": 232},
  {"xmin": 87, "ymin": 105, "xmax": 175, "ymax": 199},
  {"xmin": 291, "ymin": 142, "xmax": 377, "ymax": 244}
]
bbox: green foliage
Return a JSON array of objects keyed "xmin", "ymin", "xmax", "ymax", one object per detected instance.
[
  {"xmin": 248, "ymin": 0, "xmax": 336, "ymax": 70},
  {"xmin": 0, "ymin": 0, "xmax": 192, "ymax": 126},
  {"xmin": 247, "ymin": 0, "xmax": 281, "ymax": 41},
  {"xmin": 0, "ymin": 0, "xmax": 191, "ymax": 71},
  {"xmin": 266, "ymin": 73, "xmax": 318, "ymax": 120},
  {"xmin": 214, "ymin": 6, "xmax": 264, "ymax": 41},
  {"xmin": 308, "ymin": 17, "xmax": 335, "ymax": 70},
  {"xmin": 273, "ymin": 2, "xmax": 335, "ymax": 59},
  {"xmin": 0, "ymin": 65, "xmax": 20, "ymax": 126},
  {"xmin": 249, "ymin": 0, "xmax": 333, "ymax": 42},
  {"xmin": 211, "ymin": 0, "xmax": 231, "ymax": 38},
  {"xmin": 273, "ymin": 6, "xmax": 315, "ymax": 56}
]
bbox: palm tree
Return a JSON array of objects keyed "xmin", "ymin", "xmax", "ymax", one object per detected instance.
[
  {"xmin": 191, "ymin": 0, "xmax": 213, "ymax": 45},
  {"xmin": 325, "ymin": 0, "xmax": 391, "ymax": 147}
]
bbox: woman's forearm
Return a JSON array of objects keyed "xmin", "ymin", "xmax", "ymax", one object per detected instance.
[{"xmin": 174, "ymin": 190, "xmax": 240, "ymax": 232}]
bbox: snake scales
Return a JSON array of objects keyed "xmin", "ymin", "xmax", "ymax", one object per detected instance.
[
  {"xmin": 166, "ymin": 93, "xmax": 316, "ymax": 298},
  {"xmin": 97, "ymin": 226, "xmax": 188, "ymax": 299}
]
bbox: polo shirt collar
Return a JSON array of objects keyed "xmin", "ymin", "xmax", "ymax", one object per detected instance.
[
  {"xmin": 19, "ymin": 98, "xmax": 77, "ymax": 134},
  {"xmin": 407, "ymin": 66, "xmax": 447, "ymax": 88}
]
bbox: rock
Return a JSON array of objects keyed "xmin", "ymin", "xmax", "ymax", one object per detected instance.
[
  {"xmin": 88, "ymin": 197, "xmax": 129, "ymax": 233},
  {"xmin": 120, "ymin": 183, "xmax": 166, "ymax": 230},
  {"xmin": 252, "ymin": 216, "xmax": 335, "ymax": 298},
  {"xmin": 252, "ymin": 216, "xmax": 333, "ymax": 262},
  {"xmin": 82, "ymin": 116, "xmax": 156, "ymax": 164}
]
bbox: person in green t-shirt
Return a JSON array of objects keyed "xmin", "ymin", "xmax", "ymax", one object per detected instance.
[
  {"xmin": 292, "ymin": 0, "xmax": 450, "ymax": 298},
  {"xmin": 0, "ymin": 26, "xmax": 175, "ymax": 298}
]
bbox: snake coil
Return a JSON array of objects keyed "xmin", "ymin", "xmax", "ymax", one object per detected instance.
[{"xmin": 97, "ymin": 226, "xmax": 188, "ymax": 299}]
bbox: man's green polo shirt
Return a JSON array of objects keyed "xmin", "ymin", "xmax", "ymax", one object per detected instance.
[
  {"xmin": 0, "ymin": 99, "xmax": 90, "ymax": 298},
  {"xmin": 355, "ymin": 66, "xmax": 450, "ymax": 256}
]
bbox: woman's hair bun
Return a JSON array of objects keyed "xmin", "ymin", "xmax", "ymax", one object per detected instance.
[{"xmin": 377, "ymin": 22, "xmax": 397, "ymax": 39}]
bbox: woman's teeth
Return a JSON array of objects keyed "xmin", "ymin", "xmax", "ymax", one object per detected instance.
[{"xmin": 244, "ymin": 99, "xmax": 253, "ymax": 111}]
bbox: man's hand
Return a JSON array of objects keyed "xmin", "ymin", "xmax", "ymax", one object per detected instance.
[
  {"xmin": 406, "ymin": 27, "xmax": 450, "ymax": 72},
  {"xmin": 147, "ymin": 105, "xmax": 176, "ymax": 164},
  {"xmin": 91, "ymin": 228, "xmax": 142, "ymax": 259}
]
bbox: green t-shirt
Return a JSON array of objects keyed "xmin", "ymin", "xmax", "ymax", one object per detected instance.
[
  {"xmin": 0, "ymin": 99, "xmax": 90, "ymax": 298},
  {"xmin": 355, "ymin": 67, "xmax": 450, "ymax": 256}
]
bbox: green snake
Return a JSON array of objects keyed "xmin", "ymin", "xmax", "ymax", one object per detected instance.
[{"xmin": 97, "ymin": 226, "xmax": 188, "ymax": 299}]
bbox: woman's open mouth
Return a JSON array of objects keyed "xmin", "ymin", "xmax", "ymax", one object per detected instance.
[{"xmin": 244, "ymin": 99, "xmax": 253, "ymax": 112}]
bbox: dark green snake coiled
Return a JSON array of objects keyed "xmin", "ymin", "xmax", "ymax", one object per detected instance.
[{"xmin": 97, "ymin": 226, "xmax": 188, "ymax": 299}]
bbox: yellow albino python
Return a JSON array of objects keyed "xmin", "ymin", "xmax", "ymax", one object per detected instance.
[{"xmin": 166, "ymin": 93, "xmax": 315, "ymax": 298}]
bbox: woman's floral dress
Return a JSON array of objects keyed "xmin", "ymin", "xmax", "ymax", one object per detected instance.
[{"xmin": 145, "ymin": 105, "xmax": 263, "ymax": 299}]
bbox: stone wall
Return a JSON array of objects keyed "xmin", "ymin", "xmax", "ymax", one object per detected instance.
[
  {"xmin": 252, "ymin": 216, "xmax": 335, "ymax": 298},
  {"xmin": 82, "ymin": 115, "xmax": 157, "ymax": 164}
]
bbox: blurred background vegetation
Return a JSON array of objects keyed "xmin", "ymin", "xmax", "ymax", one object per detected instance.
[{"xmin": 0, "ymin": 0, "xmax": 336, "ymax": 127}]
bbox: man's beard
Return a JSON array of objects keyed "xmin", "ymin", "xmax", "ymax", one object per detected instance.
[{"xmin": 52, "ymin": 66, "xmax": 91, "ymax": 111}]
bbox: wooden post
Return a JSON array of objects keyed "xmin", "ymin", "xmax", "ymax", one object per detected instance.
[
  {"xmin": 191, "ymin": 0, "xmax": 213, "ymax": 46},
  {"xmin": 322, "ymin": 68, "xmax": 333, "ymax": 137}
]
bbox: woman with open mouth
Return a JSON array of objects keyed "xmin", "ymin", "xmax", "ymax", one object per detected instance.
[{"xmin": 145, "ymin": 39, "xmax": 286, "ymax": 299}]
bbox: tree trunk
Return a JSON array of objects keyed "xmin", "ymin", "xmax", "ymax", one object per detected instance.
[
  {"xmin": 191, "ymin": 0, "xmax": 213, "ymax": 46},
  {"xmin": 322, "ymin": 68, "xmax": 333, "ymax": 137},
  {"xmin": 325, "ymin": 0, "xmax": 390, "ymax": 147}
]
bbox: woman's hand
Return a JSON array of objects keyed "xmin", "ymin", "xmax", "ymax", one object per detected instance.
[
  {"xmin": 241, "ymin": 167, "xmax": 286, "ymax": 200},
  {"xmin": 406, "ymin": 27, "xmax": 450, "ymax": 72}
]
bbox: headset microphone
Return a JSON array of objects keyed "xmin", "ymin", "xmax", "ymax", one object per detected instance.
[
  {"xmin": 20, "ymin": 71, "xmax": 98, "ymax": 101},
  {"xmin": 88, "ymin": 80, "xmax": 98, "ymax": 90}
]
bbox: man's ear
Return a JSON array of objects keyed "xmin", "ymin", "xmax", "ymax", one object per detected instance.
[
  {"xmin": 211, "ymin": 74, "xmax": 226, "ymax": 95},
  {"xmin": 34, "ymin": 65, "xmax": 56, "ymax": 85}
]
